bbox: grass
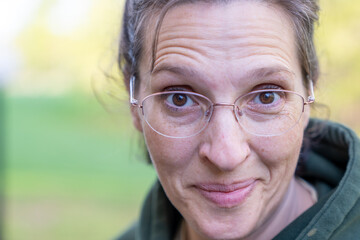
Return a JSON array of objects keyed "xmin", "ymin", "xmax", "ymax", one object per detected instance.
[{"xmin": 4, "ymin": 93, "xmax": 156, "ymax": 240}]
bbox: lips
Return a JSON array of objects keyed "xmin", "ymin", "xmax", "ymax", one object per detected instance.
[{"xmin": 195, "ymin": 180, "xmax": 257, "ymax": 208}]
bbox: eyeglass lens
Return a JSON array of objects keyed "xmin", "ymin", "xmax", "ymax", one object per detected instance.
[{"xmin": 140, "ymin": 91, "xmax": 304, "ymax": 138}]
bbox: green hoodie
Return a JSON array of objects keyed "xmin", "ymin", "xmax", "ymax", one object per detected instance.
[{"xmin": 117, "ymin": 119, "xmax": 360, "ymax": 240}]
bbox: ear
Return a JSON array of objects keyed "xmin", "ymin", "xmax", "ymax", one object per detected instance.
[{"xmin": 131, "ymin": 105, "xmax": 143, "ymax": 132}]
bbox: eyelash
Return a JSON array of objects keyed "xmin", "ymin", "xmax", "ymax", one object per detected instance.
[
  {"xmin": 162, "ymin": 83, "xmax": 283, "ymax": 94},
  {"xmin": 163, "ymin": 86, "xmax": 192, "ymax": 92},
  {"xmin": 254, "ymin": 84, "xmax": 283, "ymax": 91}
]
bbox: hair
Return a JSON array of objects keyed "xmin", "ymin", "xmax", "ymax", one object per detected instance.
[{"xmin": 118, "ymin": 0, "xmax": 320, "ymax": 92}]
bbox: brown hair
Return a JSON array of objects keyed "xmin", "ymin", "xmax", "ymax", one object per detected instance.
[{"xmin": 118, "ymin": 0, "xmax": 320, "ymax": 91}]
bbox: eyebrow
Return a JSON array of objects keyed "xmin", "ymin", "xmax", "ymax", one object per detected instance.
[
  {"xmin": 247, "ymin": 67, "xmax": 295, "ymax": 80},
  {"xmin": 151, "ymin": 64, "xmax": 295, "ymax": 86}
]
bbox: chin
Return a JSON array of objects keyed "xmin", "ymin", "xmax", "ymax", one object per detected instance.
[
  {"xmin": 192, "ymin": 217, "xmax": 257, "ymax": 240},
  {"xmin": 200, "ymin": 229, "xmax": 251, "ymax": 240}
]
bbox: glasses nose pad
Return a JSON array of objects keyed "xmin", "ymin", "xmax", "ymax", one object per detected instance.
[
  {"xmin": 204, "ymin": 106, "xmax": 213, "ymax": 122},
  {"xmin": 234, "ymin": 105, "xmax": 243, "ymax": 121}
]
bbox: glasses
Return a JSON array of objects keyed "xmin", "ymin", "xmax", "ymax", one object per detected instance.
[{"xmin": 130, "ymin": 76, "xmax": 315, "ymax": 138}]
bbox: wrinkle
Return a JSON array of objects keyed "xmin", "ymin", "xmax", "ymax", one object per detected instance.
[
  {"xmin": 155, "ymin": 41, "xmax": 293, "ymax": 67},
  {"xmin": 155, "ymin": 29, "xmax": 293, "ymax": 62},
  {"xmin": 154, "ymin": 47, "xmax": 205, "ymax": 69}
]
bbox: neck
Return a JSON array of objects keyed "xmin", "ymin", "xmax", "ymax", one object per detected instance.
[{"xmin": 246, "ymin": 177, "xmax": 315, "ymax": 240}]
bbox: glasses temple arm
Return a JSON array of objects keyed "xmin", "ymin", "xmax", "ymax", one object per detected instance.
[
  {"xmin": 130, "ymin": 75, "xmax": 138, "ymax": 106},
  {"xmin": 306, "ymin": 78, "xmax": 315, "ymax": 104}
]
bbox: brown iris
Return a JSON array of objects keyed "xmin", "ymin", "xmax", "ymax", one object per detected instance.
[
  {"xmin": 259, "ymin": 92, "xmax": 275, "ymax": 104},
  {"xmin": 172, "ymin": 94, "xmax": 187, "ymax": 106}
]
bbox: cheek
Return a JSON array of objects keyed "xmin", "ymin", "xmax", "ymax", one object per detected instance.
[
  {"xmin": 143, "ymin": 126, "xmax": 197, "ymax": 180},
  {"xmin": 251, "ymin": 125, "xmax": 304, "ymax": 173}
]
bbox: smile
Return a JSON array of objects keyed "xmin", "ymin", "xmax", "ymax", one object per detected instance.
[{"xmin": 195, "ymin": 180, "xmax": 257, "ymax": 208}]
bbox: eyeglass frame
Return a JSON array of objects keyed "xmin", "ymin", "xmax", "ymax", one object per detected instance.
[{"xmin": 129, "ymin": 75, "xmax": 315, "ymax": 138}]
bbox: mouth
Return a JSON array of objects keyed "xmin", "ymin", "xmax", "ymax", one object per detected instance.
[{"xmin": 195, "ymin": 180, "xmax": 257, "ymax": 208}]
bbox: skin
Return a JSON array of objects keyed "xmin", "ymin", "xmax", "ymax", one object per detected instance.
[{"xmin": 131, "ymin": 1, "xmax": 313, "ymax": 239}]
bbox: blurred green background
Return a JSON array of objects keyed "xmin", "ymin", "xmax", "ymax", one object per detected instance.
[{"xmin": 1, "ymin": 0, "xmax": 359, "ymax": 239}]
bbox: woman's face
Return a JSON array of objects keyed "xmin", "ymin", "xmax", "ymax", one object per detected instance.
[{"xmin": 133, "ymin": 1, "xmax": 310, "ymax": 239}]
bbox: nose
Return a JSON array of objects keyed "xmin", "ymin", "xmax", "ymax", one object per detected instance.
[{"xmin": 198, "ymin": 105, "xmax": 250, "ymax": 172}]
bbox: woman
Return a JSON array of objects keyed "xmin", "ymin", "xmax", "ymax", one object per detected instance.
[{"xmin": 116, "ymin": 0, "xmax": 360, "ymax": 239}]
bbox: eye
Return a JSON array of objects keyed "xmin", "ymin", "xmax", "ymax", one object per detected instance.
[
  {"xmin": 254, "ymin": 92, "xmax": 280, "ymax": 105},
  {"xmin": 241, "ymin": 90, "xmax": 286, "ymax": 114},
  {"xmin": 166, "ymin": 93, "xmax": 195, "ymax": 107}
]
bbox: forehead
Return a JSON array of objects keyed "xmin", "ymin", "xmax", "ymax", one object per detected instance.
[
  {"xmin": 159, "ymin": 1, "xmax": 291, "ymax": 37},
  {"xmin": 140, "ymin": 1, "xmax": 301, "ymax": 90}
]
